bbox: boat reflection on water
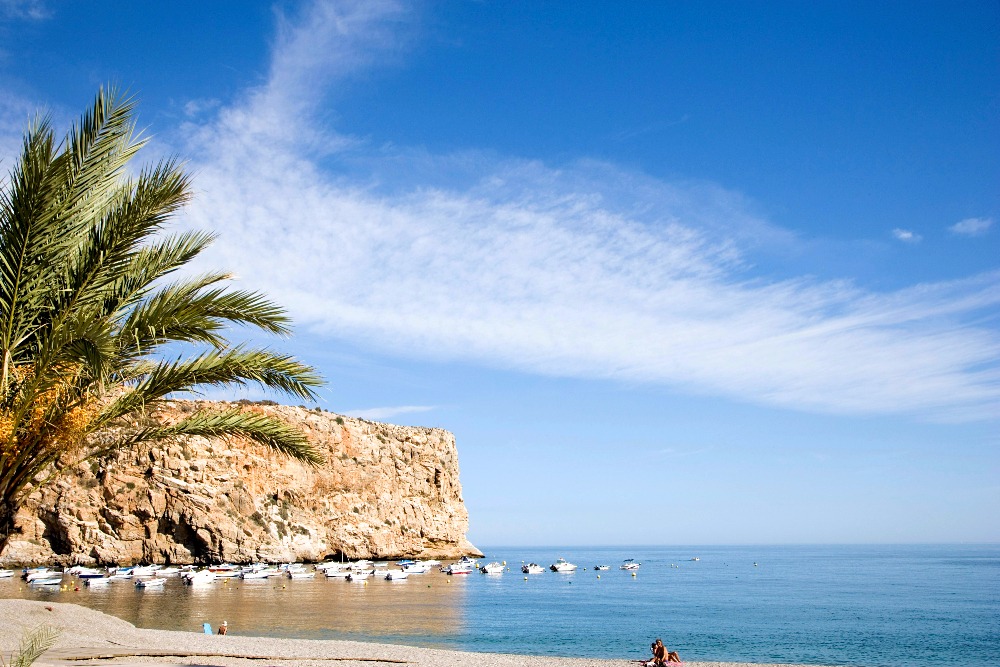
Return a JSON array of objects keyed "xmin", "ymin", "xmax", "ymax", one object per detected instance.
[{"xmin": 1, "ymin": 569, "xmax": 467, "ymax": 640}]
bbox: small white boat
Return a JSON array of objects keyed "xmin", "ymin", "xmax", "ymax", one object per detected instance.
[
  {"xmin": 422, "ymin": 559, "xmax": 441, "ymax": 566},
  {"xmin": 443, "ymin": 557, "xmax": 475, "ymax": 575},
  {"xmin": 287, "ymin": 569, "xmax": 315, "ymax": 579},
  {"xmin": 402, "ymin": 562, "xmax": 431, "ymax": 574},
  {"xmin": 325, "ymin": 567, "xmax": 352, "ymax": 578},
  {"xmin": 620, "ymin": 559, "xmax": 641, "ymax": 570},
  {"xmin": 68, "ymin": 566, "xmax": 106, "ymax": 578},
  {"xmin": 30, "ymin": 576, "xmax": 63, "ymax": 586},
  {"xmin": 346, "ymin": 571, "xmax": 370, "ymax": 581},
  {"xmin": 183, "ymin": 570, "xmax": 217, "ymax": 586},
  {"xmin": 0, "ymin": 569, "xmax": 16, "ymax": 578},
  {"xmin": 135, "ymin": 577, "xmax": 165, "ymax": 588},
  {"xmin": 480, "ymin": 562, "xmax": 504, "ymax": 574},
  {"xmin": 385, "ymin": 569, "xmax": 408, "ymax": 580},
  {"xmin": 240, "ymin": 569, "xmax": 276, "ymax": 580},
  {"xmin": 84, "ymin": 576, "xmax": 111, "ymax": 586},
  {"xmin": 550, "ymin": 558, "xmax": 577, "ymax": 572},
  {"xmin": 594, "ymin": 565, "xmax": 610, "ymax": 571},
  {"xmin": 156, "ymin": 566, "xmax": 181, "ymax": 576},
  {"xmin": 131, "ymin": 565, "xmax": 159, "ymax": 578},
  {"xmin": 25, "ymin": 569, "xmax": 59, "ymax": 582},
  {"xmin": 208, "ymin": 564, "xmax": 240, "ymax": 577},
  {"xmin": 521, "ymin": 563, "xmax": 545, "ymax": 574}
]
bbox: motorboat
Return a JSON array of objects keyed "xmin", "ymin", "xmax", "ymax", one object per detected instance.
[
  {"xmin": 521, "ymin": 563, "xmax": 545, "ymax": 574},
  {"xmin": 240, "ymin": 569, "xmax": 277, "ymax": 580},
  {"xmin": 67, "ymin": 566, "xmax": 106, "ymax": 578},
  {"xmin": 208, "ymin": 564, "xmax": 240, "ymax": 577},
  {"xmin": 444, "ymin": 555, "xmax": 477, "ymax": 573},
  {"xmin": 422, "ymin": 559, "xmax": 441, "ymax": 566},
  {"xmin": 287, "ymin": 569, "xmax": 315, "ymax": 579},
  {"xmin": 183, "ymin": 570, "xmax": 217, "ymax": 585},
  {"xmin": 325, "ymin": 567, "xmax": 352, "ymax": 578},
  {"xmin": 131, "ymin": 565, "xmax": 160, "ymax": 578},
  {"xmin": 594, "ymin": 565, "xmax": 610, "ymax": 571},
  {"xmin": 346, "ymin": 570, "xmax": 370, "ymax": 581},
  {"xmin": 25, "ymin": 568, "xmax": 58, "ymax": 582},
  {"xmin": 396, "ymin": 559, "xmax": 416, "ymax": 567},
  {"xmin": 620, "ymin": 559, "xmax": 641, "ymax": 570},
  {"xmin": 402, "ymin": 562, "xmax": 431, "ymax": 574},
  {"xmin": 480, "ymin": 562, "xmax": 504, "ymax": 574},
  {"xmin": 385, "ymin": 569, "xmax": 409, "ymax": 580},
  {"xmin": 157, "ymin": 566, "xmax": 181, "ymax": 576},
  {"xmin": 30, "ymin": 576, "xmax": 63, "ymax": 586},
  {"xmin": 0, "ymin": 569, "xmax": 15, "ymax": 578},
  {"xmin": 550, "ymin": 558, "xmax": 577, "ymax": 572},
  {"xmin": 84, "ymin": 576, "xmax": 110, "ymax": 586},
  {"xmin": 135, "ymin": 577, "xmax": 165, "ymax": 588}
]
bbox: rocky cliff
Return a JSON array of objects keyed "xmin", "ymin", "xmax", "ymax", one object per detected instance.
[{"xmin": 0, "ymin": 401, "xmax": 481, "ymax": 566}]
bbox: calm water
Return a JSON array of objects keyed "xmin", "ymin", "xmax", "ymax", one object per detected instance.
[{"xmin": 3, "ymin": 545, "xmax": 998, "ymax": 667}]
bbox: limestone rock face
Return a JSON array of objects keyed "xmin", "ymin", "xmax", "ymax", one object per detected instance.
[{"xmin": 0, "ymin": 401, "xmax": 481, "ymax": 566}]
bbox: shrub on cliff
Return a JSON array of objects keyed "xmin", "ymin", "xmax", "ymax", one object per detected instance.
[{"xmin": 0, "ymin": 88, "xmax": 323, "ymax": 552}]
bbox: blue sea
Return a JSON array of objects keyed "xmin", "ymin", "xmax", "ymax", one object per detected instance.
[{"xmin": 3, "ymin": 544, "xmax": 998, "ymax": 667}]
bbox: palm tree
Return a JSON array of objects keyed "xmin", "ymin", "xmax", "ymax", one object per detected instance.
[{"xmin": 0, "ymin": 88, "xmax": 323, "ymax": 553}]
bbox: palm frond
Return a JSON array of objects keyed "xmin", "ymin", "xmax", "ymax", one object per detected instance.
[
  {"xmin": 8, "ymin": 625, "xmax": 59, "ymax": 667},
  {"xmin": 104, "ymin": 407, "xmax": 324, "ymax": 466},
  {"xmin": 94, "ymin": 347, "xmax": 322, "ymax": 427}
]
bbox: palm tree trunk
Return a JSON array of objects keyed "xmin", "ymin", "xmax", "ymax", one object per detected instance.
[{"xmin": 0, "ymin": 493, "xmax": 18, "ymax": 557}]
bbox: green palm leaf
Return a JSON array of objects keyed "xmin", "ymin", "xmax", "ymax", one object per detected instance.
[{"xmin": 0, "ymin": 88, "xmax": 326, "ymax": 550}]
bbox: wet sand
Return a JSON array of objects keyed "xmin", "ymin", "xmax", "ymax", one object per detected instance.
[{"xmin": 0, "ymin": 599, "xmax": 834, "ymax": 667}]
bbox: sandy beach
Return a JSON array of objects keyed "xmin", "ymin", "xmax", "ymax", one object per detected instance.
[{"xmin": 0, "ymin": 599, "xmax": 834, "ymax": 667}]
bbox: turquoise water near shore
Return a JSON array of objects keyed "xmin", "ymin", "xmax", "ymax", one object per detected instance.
[{"xmin": 3, "ymin": 544, "xmax": 997, "ymax": 667}]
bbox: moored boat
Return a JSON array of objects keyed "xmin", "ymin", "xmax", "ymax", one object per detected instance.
[
  {"xmin": 402, "ymin": 562, "xmax": 431, "ymax": 574},
  {"xmin": 620, "ymin": 559, "xmax": 641, "ymax": 570},
  {"xmin": 521, "ymin": 563, "xmax": 545, "ymax": 574},
  {"xmin": 135, "ymin": 577, "xmax": 166, "ymax": 588},
  {"xmin": 550, "ymin": 558, "xmax": 577, "ymax": 572},
  {"xmin": 182, "ymin": 569, "xmax": 217, "ymax": 586},
  {"xmin": 385, "ymin": 569, "xmax": 408, "ymax": 580},
  {"xmin": 480, "ymin": 561, "xmax": 504, "ymax": 574},
  {"xmin": 594, "ymin": 565, "xmax": 610, "ymax": 571}
]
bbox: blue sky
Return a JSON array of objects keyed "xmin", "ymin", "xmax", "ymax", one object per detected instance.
[{"xmin": 1, "ymin": 0, "xmax": 998, "ymax": 544}]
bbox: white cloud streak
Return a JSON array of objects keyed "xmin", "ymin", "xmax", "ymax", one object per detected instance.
[
  {"xmin": 4, "ymin": 0, "xmax": 990, "ymax": 422},
  {"xmin": 892, "ymin": 228, "xmax": 922, "ymax": 243},
  {"xmin": 949, "ymin": 217, "xmax": 993, "ymax": 237}
]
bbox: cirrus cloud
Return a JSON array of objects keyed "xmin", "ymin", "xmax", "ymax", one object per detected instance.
[{"xmin": 139, "ymin": 0, "xmax": 1000, "ymax": 422}]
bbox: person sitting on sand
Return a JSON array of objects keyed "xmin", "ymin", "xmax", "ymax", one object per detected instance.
[
  {"xmin": 218, "ymin": 621, "xmax": 227, "ymax": 635},
  {"xmin": 644, "ymin": 638, "xmax": 681, "ymax": 666}
]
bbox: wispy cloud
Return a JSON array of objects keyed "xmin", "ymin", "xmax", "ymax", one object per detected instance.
[
  {"xmin": 892, "ymin": 228, "xmax": 922, "ymax": 243},
  {"xmin": 128, "ymin": 0, "xmax": 1000, "ymax": 422},
  {"xmin": 0, "ymin": 0, "xmax": 49, "ymax": 20},
  {"xmin": 949, "ymin": 217, "xmax": 993, "ymax": 237},
  {"xmin": 343, "ymin": 405, "xmax": 436, "ymax": 421}
]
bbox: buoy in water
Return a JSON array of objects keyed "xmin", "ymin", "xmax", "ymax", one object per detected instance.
[{"xmin": 632, "ymin": 572, "xmax": 637, "ymax": 577}]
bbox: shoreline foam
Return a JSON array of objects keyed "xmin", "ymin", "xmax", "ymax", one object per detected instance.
[{"xmin": 1, "ymin": 599, "xmax": 836, "ymax": 667}]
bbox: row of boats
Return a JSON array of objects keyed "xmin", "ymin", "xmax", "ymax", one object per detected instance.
[{"xmin": 0, "ymin": 557, "xmax": 645, "ymax": 587}]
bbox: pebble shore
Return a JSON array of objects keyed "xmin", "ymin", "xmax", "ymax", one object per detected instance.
[{"xmin": 1, "ymin": 599, "xmax": 833, "ymax": 667}]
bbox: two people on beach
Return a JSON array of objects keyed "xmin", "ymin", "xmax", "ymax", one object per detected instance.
[{"xmin": 643, "ymin": 638, "xmax": 681, "ymax": 666}]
